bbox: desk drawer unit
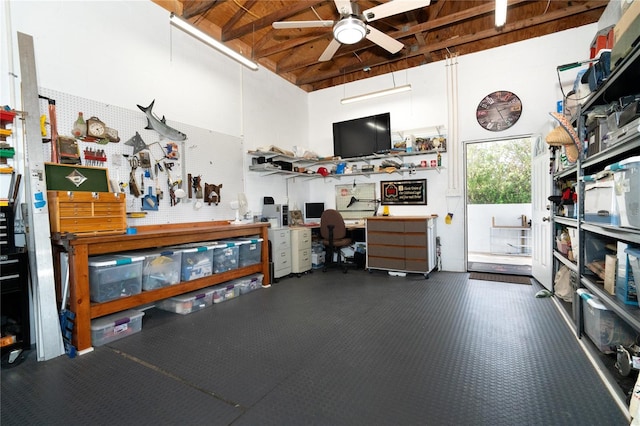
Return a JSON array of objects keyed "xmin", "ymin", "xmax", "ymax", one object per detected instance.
[
  {"xmin": 366, "ymin": 216, "xmax": 437, "ymax": 276},
  {"xmin": 291, "ymin": 228, "xmax": 312, "ymax": 274},
  {"xmin": 269, "ymin": 228, "xmax": 291, "ymax": 279}
]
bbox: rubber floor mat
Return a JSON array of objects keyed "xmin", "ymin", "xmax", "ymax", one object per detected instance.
[{"xmin": 469, "ymin": 271, "xmax": 532, "ymax": 284}]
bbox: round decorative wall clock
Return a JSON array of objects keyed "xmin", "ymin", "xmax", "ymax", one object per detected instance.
[{"xmin": 476, "ymin": 91, "xmax": 522, "ymax": 131}]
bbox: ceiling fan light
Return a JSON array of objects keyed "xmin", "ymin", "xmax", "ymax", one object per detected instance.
[{"xmin": 333, "ymin": 17, "xmax": 366, "ymax": 44}]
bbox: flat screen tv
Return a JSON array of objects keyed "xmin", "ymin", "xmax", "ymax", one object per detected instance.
[{"xmin": 332, "ymin": 113, "xmax": 391, "ymax": 159}]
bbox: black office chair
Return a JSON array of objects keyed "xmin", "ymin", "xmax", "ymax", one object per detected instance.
[{"xmin": 320, "ymin": 209, "xmax": 354, "ymax": 273}]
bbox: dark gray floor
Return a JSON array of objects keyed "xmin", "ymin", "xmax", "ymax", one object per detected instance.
[{"xmin": 1, "ymin": 270, "xmax": 628, "ymax": 425}]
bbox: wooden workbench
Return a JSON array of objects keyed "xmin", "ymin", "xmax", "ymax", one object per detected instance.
[{"xmin": 51, "ymin": 221, "xmax": 270, "ymax": 352}]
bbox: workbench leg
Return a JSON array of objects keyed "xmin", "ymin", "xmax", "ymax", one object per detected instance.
[{"xmin": 68, "ymin": 244, "xmax": 92, "ymax": 353}]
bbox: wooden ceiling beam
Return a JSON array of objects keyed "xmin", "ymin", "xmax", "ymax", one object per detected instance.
[
  {"xmin": 181, "ymin": 0, "xmax": 222, "ymax": 20},
  {"xmin": 296, "ymin": 2, "xmax": 606, "ymax": 86},
  {"xmin": 222, "ymin": 0, "xmax": 258, "ymax": 34},
  {"xmin": 221, "ymin": 0, "xmax": 326, "ymax": 41},
  {"xmin": 273, "ymin": 0, "xmax": 532, "ymax": 74},
  {"xmin": 256, "ymin": 33, "xmax": 330, "ymax": 59}
]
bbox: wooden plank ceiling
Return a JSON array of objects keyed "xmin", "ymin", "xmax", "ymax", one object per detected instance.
[{"xmin": 154, "ymin": 0, "xmax": 607, "ymax": 92}]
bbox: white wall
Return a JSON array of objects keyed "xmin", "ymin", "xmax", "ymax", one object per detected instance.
[
  {"xmin": 306, "ymin": 25, "xmax": 596, "ymax": 271},
  {"xmin": 2, "ymin": 0, "xmax": 598, "ymax": 272},
  {"xmin": 0, "ymin": 0, "xmax": 307, "ymax": 218},
  {"xmin": 468, "ymin": 204, "xmax": 532, "ymax": 253}
]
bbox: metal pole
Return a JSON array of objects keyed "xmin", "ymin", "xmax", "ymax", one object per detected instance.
[{"xmin": 17, "ymin": 31, "xmax": 64, "ymax": 361}]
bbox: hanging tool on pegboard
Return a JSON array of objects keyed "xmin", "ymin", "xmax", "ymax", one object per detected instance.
[{"xmin": 38, "ymin": 95, "xmax": 59, "ymax": 163}]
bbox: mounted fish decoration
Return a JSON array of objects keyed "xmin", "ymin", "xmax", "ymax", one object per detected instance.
[{"xmin": 137, "ymin": 100, "xmax": 187, "ymax": 141}]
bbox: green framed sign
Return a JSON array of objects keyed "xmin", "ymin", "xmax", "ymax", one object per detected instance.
[
  {"xmin": 45, "ymin": 162, "xmax": 111, "ymax": 192},
  {"xmin": 380, "ymin": 179, "xmax": 427, "ymax": 205}
]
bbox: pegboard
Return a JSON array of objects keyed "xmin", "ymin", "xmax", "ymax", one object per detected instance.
[
  {"xmin": 38, "ymin": 88, "xmax": 244, "ymax": 226},
  {"xmin": 335, "ymin": 182, "xmax": 376, "ymax": 219}
]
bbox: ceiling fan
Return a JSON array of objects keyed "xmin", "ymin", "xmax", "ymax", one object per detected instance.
[{"xmin": 272, "ymin": 0, "xmax": 431, "ymax": 62}]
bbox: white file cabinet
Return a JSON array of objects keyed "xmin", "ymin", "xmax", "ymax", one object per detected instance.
[
  {"xmin": 268, "ymin": 227, "xmax": 291, "ymax": 280},
  {"xmin": 290, "ymin": 227, "xmax": 312, "ymax": 275}
]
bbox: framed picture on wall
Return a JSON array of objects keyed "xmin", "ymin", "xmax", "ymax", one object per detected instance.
[{"xmin": 380, "ymin": 179, "xmax": 427, "ymax": 205}]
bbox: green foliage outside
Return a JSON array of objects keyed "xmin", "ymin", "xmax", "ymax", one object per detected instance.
[{"xmin": 467, "ymin": 139, "xmax": 531, "ymax": 204}]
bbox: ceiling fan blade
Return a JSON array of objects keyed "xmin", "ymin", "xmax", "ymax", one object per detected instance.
[
  {"xmin": 272, "ymin": 20, "xmax": 334, "ymax": 29},
  {"xmin": 319, "ymin": 38, "xmax": 342, "ymax": 62},
  {"xmin": 365, "ymin": 25, "xmax": 403, "ymax": 54},
  {"xmin": 363, "ymin": 0, "xmax": 431, "ymax": 22},
  {"xmin": 334, "ymin": 0, "xmax": 354, "ymax": 16}
]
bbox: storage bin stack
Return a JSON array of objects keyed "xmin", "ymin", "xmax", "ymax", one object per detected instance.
[
  {"xmin": 88, "ymin": 254, "xmax": 144, "ymax": 302},
  {"xmin": 311, "ymin": 242, "xmax": 325, "ymax": 269}
]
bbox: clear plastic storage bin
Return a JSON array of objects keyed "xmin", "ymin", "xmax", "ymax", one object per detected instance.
[
  {"xmin": 232, "ymin": 273, "xmax": 264, "ymax": 294},
  {"xmin": 178, "ymin": 245, "xmax": 214, "ymax": 281},
  {"xmin": 155, "ymin": 287, "xmax": 216, "ymax": 315},
  {"xmin": 609, "ymin": 156, "xmax": 640, "ymax": 229},
  {"xmin": 577, "ymin": 289, "xmax": 637, "ymax": 353},
  {"xmin": 210, "ymin": 241, "xmax": 240, "ymax": 273},
  {"xmin": 131, "ymin": 249, "xmax": 182, "ymax": 290},
  {"xmin": 235, "ymin": 238, "xmax": 263, "ymax": 267},
  {"xmin": 583, "ymin": 172, "xmax": 620, "ymax": 225},
  {"xmin": 88, "ymin": 254, "xmax": 144, "ymax": 303},
  {"xmin": 211, "ymin": 283, "xmax": 240, "ymax": 303},
  {"xmin": 91, "ymin": 309, "xmax": 144, "ymax": 346}
]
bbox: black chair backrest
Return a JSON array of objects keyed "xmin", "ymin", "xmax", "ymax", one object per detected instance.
[{"xmin": 320, "ymin": 209, "xmax": 347, "ymax": 240}]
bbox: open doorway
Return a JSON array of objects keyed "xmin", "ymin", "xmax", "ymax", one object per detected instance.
[{"xmin": 465, "ymin": 136, "xmax": 533, "ymax": 276}]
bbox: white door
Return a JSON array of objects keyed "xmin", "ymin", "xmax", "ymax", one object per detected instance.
[{"xmin": 531, "ymin": 135, "xmax": 553, "ymax": 289}]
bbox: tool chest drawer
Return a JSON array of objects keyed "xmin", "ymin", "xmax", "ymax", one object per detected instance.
[
  {"xmin": 48, "ymin": 191, "xmax": 126, "ymax": 236},
  {"xmin": 0, "ymin": 253, "xmax": 23, "ymax": 293}
]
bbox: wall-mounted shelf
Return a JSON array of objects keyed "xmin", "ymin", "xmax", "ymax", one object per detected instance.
[{"xmin": 248, "ymin": 149, "xmax": 445, "ymax": 179}]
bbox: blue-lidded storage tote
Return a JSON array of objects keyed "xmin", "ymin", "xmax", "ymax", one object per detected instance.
[
  {"xmin": 124, "ymin": 249, "xmax": 182, "ymax": 290},
  {"xmin": 177, "ymin": 245, "xmax": 214, "ymax": 281},
  {"xmin": 235, "ymin": 237, "xmax": 263, "ymax": 267},
  {"xmin": 88, "ymin": 254, "xmax": 144, "ymax": 302},
  {"xmin": 209, "ymin": 241, "xmax": 240, "ymax": 273}
]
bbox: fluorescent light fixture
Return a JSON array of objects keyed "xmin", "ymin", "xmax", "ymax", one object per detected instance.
[
  {"xmin": 333, "ymin": 17, "xmax": 367, "ymax": 44},
  {"xmin": 495, "ymin": 0, "xmax": 507, "ymax": 27},
  {"xmin": 340, "ymin": 84, "xmax": 412, "ymax": 104},
  {"xmin": 169, "ymin": 13, "xmax": 258, "ymax": 71}
]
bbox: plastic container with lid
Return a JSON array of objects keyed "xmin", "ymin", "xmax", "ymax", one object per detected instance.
[
  {"xmin": 88, "ymin": 254, "xmax": 144, "ymax": 303},
  {"xmin": 155, "ymin": 287, "xmax": 216, "ymax": 314},
  {"xmin": 209, "ymin": 241, "xmax": 240, "ymax": 273},
  {"xmin": 577, "ymin": 289, "xmax": 637, "ymax": 353},
  {"xmin": 235, "ymin": 237, "xmax": 263, "ymax": 267},
  {"xmin": 231, "ymin": 273, "xmax": 264, "ymax": 294},
  {"xmin": 176, "ymin": 245, "xmax": 214, "ymax": 281},
  {"xmin": 607, "ymin": 156, "xmax": 640, "ymax": 229},
  {"xmin": 91, "ymin": 309, "xmax": 144, "ymax": 346},
  {"xmin": 123, "ymin": 249, "xmax": 182, "ymax": 291}
]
